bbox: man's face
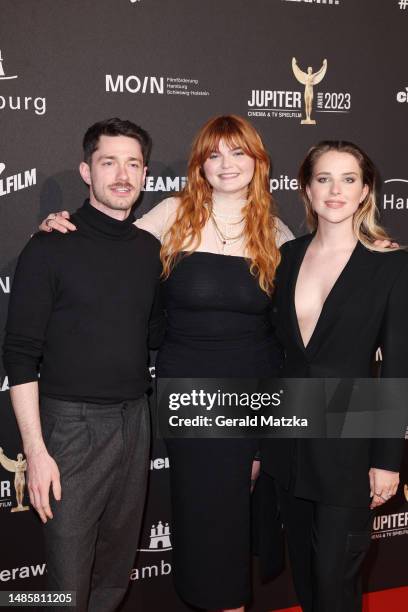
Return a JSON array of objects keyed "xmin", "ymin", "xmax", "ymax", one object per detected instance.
[{"xmin": 79, "ymin": 135, "xmax": 147, "ymax": 219}]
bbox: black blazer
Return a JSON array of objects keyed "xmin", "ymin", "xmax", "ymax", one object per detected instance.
[{"xmin": 262, "ymin": 234, "xmax": 408, "ymax": 508}]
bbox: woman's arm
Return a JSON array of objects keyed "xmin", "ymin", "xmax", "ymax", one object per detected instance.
[
  {"xmin": 134, "ymin": 197, "xmax": 179, "ymax": 242},
  {"xmin": 369, "ymin": 255, "xmax": 408, "ymax": 508},
  {"xmin": 39, "ymin": 196, "xmax": 180, "ymax": 239},
  {"xmin": 274, "ymin": 217, "xmax": 295, "ymax": 247}
]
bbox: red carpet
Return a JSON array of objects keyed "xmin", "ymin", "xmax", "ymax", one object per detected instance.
[{"xmin": 271, "ymin": 586, "xmax": 408, "ymax": 612}]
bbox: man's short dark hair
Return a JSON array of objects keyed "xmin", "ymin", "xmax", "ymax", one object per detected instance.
[{"xmin": 83, "ymin": 118, "xmax": 152, "ymax": 165}]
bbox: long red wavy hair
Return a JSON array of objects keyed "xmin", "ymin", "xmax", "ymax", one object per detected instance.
[{"xmin": 161, "ymin": 115, "xmax": 281, "ymax": 294}]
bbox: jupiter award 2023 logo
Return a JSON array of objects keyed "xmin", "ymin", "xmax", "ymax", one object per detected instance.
[
  {"xmin": 0, "ymin": 447, "xmax": 30, "ymax": 513},
  {"xmin": 248, "ymin": 56, "xmax": 351, "ymax": 124}
]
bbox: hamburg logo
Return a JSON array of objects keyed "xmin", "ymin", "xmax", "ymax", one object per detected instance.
[
  {"xmin": 0, "ymin": 448, "xmax": 30, "ymax": 513},
  {"xmin": 0, "ymin": 52, "xmax": 46, "ymax": 115},
  {"xmin": 138, "ymin": 521, "xmax": 172, "ymax": 552},
  {"xmin": 382, "ymin": 179, "xmax": 408, "ymax": 211},
  {"xmin": 0, "ymin": 51, "xmax": 18, "ymax": 81}
]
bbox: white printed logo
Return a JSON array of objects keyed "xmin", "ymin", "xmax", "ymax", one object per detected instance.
[
  {"xmin": 106, "ymin": 74, "xmax": 210, "ymax": 98},
  {"xmin": 248, "ymin": 56, "xmax": 350, "ymax": 122},
  {"xmin": 150, "ymin": 457, "xmax": 170, "ymax": 471},
  {"xmin": 144, "ymin": 176, "xmax": 187, "ymax": 192},
  {"xmin": 139, "ymin": 521, "xmax": 172, "ymax": 552},
  {"xmin": 270, "ymin": 175, "xmax": 298, "ymax": 192},
  {"xmin": 0, "ymin": 50, "xmax": 18, "ymax": 81},
  {"xmin": 0, "ymin": 564, "xmax": 46, "ymax": 582},
  {"xmin": 0, "ymin": 278, "xmax": 10, "ymax": 294},
  {"xmin": 0, "ymin": 163, "xmax": 37, "ymax": 198},
  {"xmin": 0, "ymin": 50, "xmax": 46, "ymax": 116},
  {"xmin": 382, "ymin": 179, "xmax": 408, "ymax": 212},
  {"xmin": 282, "ymin": 0, "xmax": 340, "ymax": 5},
  {"xmin": 372, "ymin": 511, "xmax": 408, "ymax": 539},
  {"xmin": 396, "ymin": 87, "xmax": 408, "ymax": 102}
]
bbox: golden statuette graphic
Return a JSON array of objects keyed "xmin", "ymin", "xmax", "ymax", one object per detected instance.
[
  {"xmin": 404, "ymin": 483, "xmax": 408, "ymax": 503},
  {"xmin": 292, "ymin": 57, "xmax": 327, "ymax": 125},
  {"xmin": 0, "ymin": 447, "xmax": 30, "ymax": 512}
]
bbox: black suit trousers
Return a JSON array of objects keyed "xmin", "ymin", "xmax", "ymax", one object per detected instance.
[{"xmin": 275, "ymin": 479, "xmax": 373, "ymax": 612}]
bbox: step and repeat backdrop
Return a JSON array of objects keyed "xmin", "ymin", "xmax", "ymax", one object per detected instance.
[{"xmin": 1, "ymin": 1, "xmax": 407, "ymax": 610}]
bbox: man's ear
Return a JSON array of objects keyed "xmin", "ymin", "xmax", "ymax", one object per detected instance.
[{"xmin": 79, "ymin": 162, "xmax": 91, "ymax": 186}]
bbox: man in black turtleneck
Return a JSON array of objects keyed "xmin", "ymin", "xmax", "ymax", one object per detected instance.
[{"xmin": 3, "ymin": 118, "xmax": 164, "ymax": 612}]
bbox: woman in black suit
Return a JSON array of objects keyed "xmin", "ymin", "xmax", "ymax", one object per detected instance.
[{"xmin": 261, "ymin": 141, "xmax": 408, "ymax": 612}]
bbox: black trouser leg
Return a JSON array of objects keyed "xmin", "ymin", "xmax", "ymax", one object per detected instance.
[
  {"xmin": 88, "ymin": 400, "xmax": 150, "ymax": 612},
  {"xmin": 277, "ymin": 484, "xmax": 373, "ymax": 612},
  {"xmin": 41, "ymin": 397, "xmax": 150, "ymax": 612}
]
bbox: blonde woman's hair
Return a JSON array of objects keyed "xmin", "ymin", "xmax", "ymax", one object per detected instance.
[
  {"xmin": 160, "ymin": 114, "xmax": 281, "ymax": 294},
  {"xmin": 298, "ymin": 140, "xmax": 392, "ymax": 250}
]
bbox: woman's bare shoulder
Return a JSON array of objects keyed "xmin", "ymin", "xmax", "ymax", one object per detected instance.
[{"xmin": 134, "ymin": 196, "xmax": 181, "ymax": 240}]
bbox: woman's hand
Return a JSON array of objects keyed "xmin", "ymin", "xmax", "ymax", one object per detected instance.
[
  {"xmin": 251, "ymin": 459, "xmax": 261, "ymax": 493},
  {"xmin": 40, "ymin": 211, "xmax": 77, "ymax": 233},
  {"xmin": 369, "ymin": 467, "xmax": 399, "ymax": 509}
]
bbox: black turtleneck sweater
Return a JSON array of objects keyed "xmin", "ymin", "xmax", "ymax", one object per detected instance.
[{"xmin": 3, "ymin": 200, "xmax": 164, "ymax": 402}]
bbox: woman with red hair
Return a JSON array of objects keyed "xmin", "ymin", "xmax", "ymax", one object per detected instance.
[{"xmin": 137, "ymin": 115, "xmax": 292, "ymax": 611}]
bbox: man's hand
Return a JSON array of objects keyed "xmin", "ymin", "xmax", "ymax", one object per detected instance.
[
  {"xmin": 369, "ymin": 467, "xmax": 399, "ymax": 509},
  {"xmin": 26, "ymin": 446, "xmax": 61, "ymax": 523},
  {"xmin": 40, "ymin": 211, "xmax": 76, "ymax": 233},
  {"xmin": 373, "ymin": 239, "xmax": 399, "ymax": 249}
]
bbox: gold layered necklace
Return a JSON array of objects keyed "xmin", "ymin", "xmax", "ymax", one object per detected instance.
[
  {"xmin": 210, "ymin": 211, "xmax": 245, "ymax": 247},
  {"xmin": 210, "ymin": 211, "xmax": 244, "ymax": 254}
]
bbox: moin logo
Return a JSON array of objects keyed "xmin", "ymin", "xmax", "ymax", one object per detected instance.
[
  {"xmin": 382, "ymin": 178, "xmax": 408, "ymax": 211},
  {"xmin": 0, "ymin": 162, "xmax": 37, "ymax": 197},
  {"xmin": 0, "ymin": 50, "xmax": 46, "ymax": 116},
  {"xmin": 248, "ymin": 56, "xmax": 351, "ymax": 123},
  {"xmin": 106, "ymin": 73, "xmax": 209, "ymax": 98},
  {"xmin": 396, "ymin": 87, "xmax": 408, "ymax": 103},
  {"xmin": 0, "ymin": 447, "xmax": 30, "ymax": 513}
]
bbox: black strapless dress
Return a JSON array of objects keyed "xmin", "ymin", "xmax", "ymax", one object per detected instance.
[{"xmin": 156, "ymin": 252, "xmax": 282, "ymax": 609}]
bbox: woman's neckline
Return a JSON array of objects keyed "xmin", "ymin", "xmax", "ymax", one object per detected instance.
[
  {"xmin": 180, "ymin": 250, "xmax": 247, "ymax": 260},
  {"xmin": 210, "ymin": 193, "xmax": 246, "ymax": 219}
]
